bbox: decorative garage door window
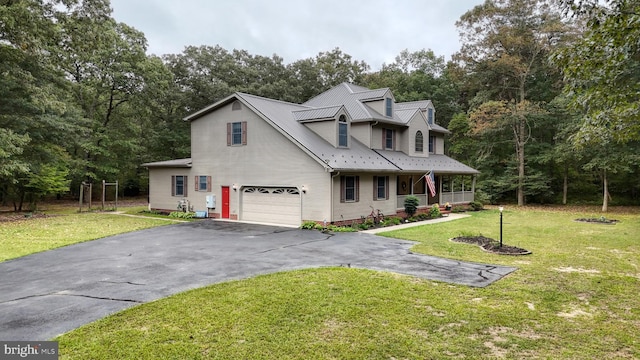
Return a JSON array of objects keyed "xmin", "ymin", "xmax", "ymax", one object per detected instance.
[{"xmin": 243, "ymin": 187, "xmax": 299, "ymax": 195}]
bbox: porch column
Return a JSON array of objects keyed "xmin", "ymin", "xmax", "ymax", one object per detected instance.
[{"xmin": 472, "ymin": 175, "xmax": 477, "ymax": 201}]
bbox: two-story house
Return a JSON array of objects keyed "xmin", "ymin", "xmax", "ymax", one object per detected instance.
[{"xmin": 143, "ymin": 83, "xmax": 478, "ymax": 226}]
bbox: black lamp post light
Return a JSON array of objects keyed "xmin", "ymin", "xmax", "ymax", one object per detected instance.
[{"xmin": 499, "ymin": 206, "xmax": 504, "ymax": 248}]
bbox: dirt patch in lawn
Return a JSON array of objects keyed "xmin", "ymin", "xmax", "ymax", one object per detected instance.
[
  {"xmin": 0, "ymin": 213, "xmax": 58, "ymax": 223},
  {"xmin": 450, "ymin": 236, "xmax": 531, "ymax": 255}
]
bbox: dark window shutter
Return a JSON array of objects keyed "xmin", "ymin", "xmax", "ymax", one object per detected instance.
[
  {"xmin": 373, "ymin": 176, "xmax": 378, "ymax": 200},
  {"xmin": 195, "ymin": 176, "xmax": 199, "ymax": 191},
  {"xmin": 241, "ymin": 121, "xmax": 247, "ymax": 145},
  {"xmin": 392, "ymin": 131, "xmax": 395, "ymax": 150},
  {"xmin": 171, "ymin": 176, "xmax": 176, "ymax": 196},
  {"xmin": 184, "ymin": 177, "xmax": 188, "ymax": 197},
  {"xmin": 207, "ymin": 176, "xmax": 212, "ymax": 192},
  {"xmin": 226, "ymin": 123, "xmax": 231, "ymax": 146},
  {"xmin": 340, "ymin": 176, "xmax": 345, "ymax": 203},
  {"xmin": 385, "ymin": 176, "xmax": 389, "ymax": 199},
  {"xmin": 382, "ymin": 129, "xmax": 385, "ymax": 148},
  {"xmin": 355, "ymin": 176, "xmax": 360, "ymax": 202}
]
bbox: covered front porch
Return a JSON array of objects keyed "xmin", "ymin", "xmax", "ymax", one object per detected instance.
[{"xmin": 396, "ymin": 173, "xmax": 476, "ymax": 209}]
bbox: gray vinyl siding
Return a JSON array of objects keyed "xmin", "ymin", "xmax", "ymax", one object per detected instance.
[
  {"xmin": 189, "ymin": 101, "xmax": 330, "ymax": 222},
  {"xmin": 332, "ymin": 173, "xmax": 397, "ymax": 221}
]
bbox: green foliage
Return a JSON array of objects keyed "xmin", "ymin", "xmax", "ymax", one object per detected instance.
[
  {"xmin": 429, "ymin": 204, "xmax": 442, "ymax": 218},
  {"xmin": 404, "ymin": 195, "xmax": 420, "ymax": 218},
  {"xmin": 300, "ymin": 221, "xmax": 319, "ymax": 230},
  {"xmin": 468, "ymin": 201, "xmax": 484, "ymax": 211},
  {"xmin": 168, "ymin": 211, "xmax": 195, "ymax": 219},
  {"xmin": 452, "ymin": 206, "xmax": 467, "ymax": 213},
  {"xmin": 416, "ymin": 213, "xmax": 430, "ymax": 221},
  {"xmin": 554, "ymin": 0, "xmax": 640, "ymax": 145}
]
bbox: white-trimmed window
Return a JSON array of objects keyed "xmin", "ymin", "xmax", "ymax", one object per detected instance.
[
  {"xmin": 338, "ymin": 115, "xmax": 348, "ymax": 147},
  {"xmin": 171, "ymin": 175, "xmax": 188, "ymax": 196},
  {"xmin": 373, "ymin": 176, "xmax": 389, "ymax": 200},
  {"xmin": 227, "ymin": 121, "xmax": 247, "ymax": 146},
  {"xmin": 415, "ymin": 131, "xmax": 424, "ymax": 152},
  {"xmin": 385, "ymin": 98, "xmax": 393, "ymax": 117},
  {"xmin": 195, "ymin": 175, "xmax": 211, "ymax": 192},
  {"xmin": 429, "ymin": 135, "xmax": 435, "ymax": 153},
  {"xmin": 340, "ymin": 175, "xmax": 359, "ymax": 202}
]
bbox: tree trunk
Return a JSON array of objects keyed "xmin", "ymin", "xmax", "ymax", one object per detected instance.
[
  {"xmin": 517, "ymin": 80, "xmax": 526, "ymax": 206},
  {"xmin": 602, "ymin": 169, "xmax": 609, "ymax": 212},
  {"xmin": 517, "ymin": 117, "xmax": 526, "ymax": 206},
  {"xmin": 562, "ymin": 165, "xmax": 568, "ymax": 205}
]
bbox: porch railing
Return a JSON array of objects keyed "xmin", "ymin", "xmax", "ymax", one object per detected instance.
[
  {"xmin": 440, "ymin": 191, "xmax": 474, "ymax": 204},
  {"xmin": 396, "ymin": 194, "xmax": 427, "ymax": 209},
  {"xmin": 397, "ymin": 192, "xmax": 474, "ymax": 209}
]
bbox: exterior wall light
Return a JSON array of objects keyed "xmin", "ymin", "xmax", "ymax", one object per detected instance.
[
  {"xmin": 232, "ymin": 184, "xmax": 238, "ymax": 191},
  {"xmin": 301, "ymin": 185, "xmax": 307, "ymax": 194}
]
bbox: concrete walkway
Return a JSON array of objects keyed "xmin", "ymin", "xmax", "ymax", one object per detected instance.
[
  {"xmin": 0, "ymin": 220, "xmax": 515, "ymax": 341},
  {"xmin": 362, "ymin": 213, "xmax": 471, "ymax": 234}
]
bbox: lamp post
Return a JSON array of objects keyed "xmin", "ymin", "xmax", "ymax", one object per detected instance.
[{"xmin": 499, "ymin": 206, "xmax": 504, "ymax": 248}]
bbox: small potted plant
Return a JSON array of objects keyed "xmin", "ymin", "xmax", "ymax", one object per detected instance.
[{"xmin": 444, "ymin": 202, "xmax": 451, "ymax": 211}]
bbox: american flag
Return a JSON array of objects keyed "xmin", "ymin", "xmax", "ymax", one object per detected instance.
[{"xmin": 426, "ymin": 170, "xmax": 436, "ymax": 197}]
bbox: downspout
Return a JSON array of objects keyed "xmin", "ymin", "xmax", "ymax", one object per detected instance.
[{"xmin": 330, "ymin": 171, "xmax": 341, "ymax": 224}]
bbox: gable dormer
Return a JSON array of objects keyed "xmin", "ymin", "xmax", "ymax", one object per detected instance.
[
  {"xmin": 358, "ymin": 89, "xmax": 395, "ymax": 119},
  {"xmin": 294, "ymin": 106, "xmax": 351, "ymax": 148}
]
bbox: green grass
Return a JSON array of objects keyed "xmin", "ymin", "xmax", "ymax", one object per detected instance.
[
  {"xmin": 0, "ymin": 210, "xmax": 171, "ymax": 262},
  {"xmin": 55, "ymin": 207, "xmax": 640, "ymax": 359}
]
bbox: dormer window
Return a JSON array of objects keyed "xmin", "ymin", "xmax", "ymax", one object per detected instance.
[
  {"xmin": 415, "ymin": 131, "xmax": 424, "ymax": 152},
  {"xmin": 385, "ymin": 98, "xmax": 393, "ymax": 117},
  {"xmin": 338, "ymin": 115, "xmax": 348, "ymax": 147},
  {"xmin": 427, "ymin": 107, "xmax": 434, "ymax": 124}
]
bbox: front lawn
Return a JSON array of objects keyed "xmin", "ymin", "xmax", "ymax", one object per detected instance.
[
  {"xmin": 0, "ymin": 210, "xmax": 171, "ymax": 262},
  {"xmin": 56, "ymin": 207, "xmax": 640, "ymax": 359}
]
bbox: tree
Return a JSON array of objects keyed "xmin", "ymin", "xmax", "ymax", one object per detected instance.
[
  {"xmin": 455, "ymin": 0, "xmax": 569, "ymax": 205},
  {"xmin": 364, "ymin": 49, "xmax": 462, "ymax": 127},
  {"xmin": 553, "ymin": 0, "xmax": 640, "ymax": 145}
]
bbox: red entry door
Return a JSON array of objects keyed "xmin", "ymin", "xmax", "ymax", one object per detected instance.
[{"xmin": 221, "ymin": 186, "xmax": 230, "ymax": 219}]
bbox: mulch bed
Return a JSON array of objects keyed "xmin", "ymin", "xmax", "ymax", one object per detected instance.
[
  {"xmin": 574, "ymin": 218, "xmax": 619, "ymax": 224},
  {"xmin": 450, "ymin": 236, "xmax": 531, "ymax": 255},
  {"xmin": 0, "ymin": 213, "xmax": 56, "ymax": 223}
]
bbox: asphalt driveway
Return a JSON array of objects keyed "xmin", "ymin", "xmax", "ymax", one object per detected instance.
[{"xmin": 0, "ymin": 220, "xmax": 516, "ymax": 340}]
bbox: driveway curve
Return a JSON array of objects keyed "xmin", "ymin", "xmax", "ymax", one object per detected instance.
[{"xmin": 0, "ymin": 220, "xmax": 516, "ymax": 340}]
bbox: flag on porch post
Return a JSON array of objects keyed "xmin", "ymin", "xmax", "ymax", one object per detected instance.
[{"xmin": 427, "ymin": 169, "xmax": 436, "ymax": 197}]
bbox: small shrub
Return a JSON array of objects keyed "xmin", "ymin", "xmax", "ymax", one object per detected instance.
[
  {"xmin": 469, "ymin": 201, "xmax": 484, "ymax": 211},
  {"xmin": 300, "ymin": 221, "xmax": 317, "ymax": 230},
  {"xmin": 429, "ymin": 204, "xmax": 441, "ymax": 218},
  {"xmin": 389, "ymin": 216, "xmax": 402, "ymax": 225},
  {"xmin": 169, "ymin": 211, "xmax": 195, "ymax": 219},
  {"xmin": 416, "ymin": 213, "xmax": 429, "ymax": 221},
  {"xmin": 452, "ymin": 206, "xmax": 466, "ymax": 213},
  {"xmin": 327, "ymin": 225, "xmax": 357, "ymax": 232},
  {"xmin": 404, "ymin": 196, "xmax": 420, "ymax": 218}
]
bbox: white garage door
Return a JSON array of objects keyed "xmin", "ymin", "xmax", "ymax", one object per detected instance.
[{"xmin": 241, "ymin": 187, "xmax": 301, "ymax": 226}]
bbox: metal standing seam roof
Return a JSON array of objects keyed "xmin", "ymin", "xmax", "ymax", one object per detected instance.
[
  {"xmin": 142, "ymin": 158, "xmax": 192, "ymax": 168},
  {"xmin": 237, "ymin": 93, "xmax": 398, "ymax": 171},
  {"xmin": 374, "ymin": 151, "xmax": 479, "ymax": 174},
  {"xmin": 293, "ymin": 105, "xmax": 343, "ymax": 122},
  {"xmin": 171, "ymin": 83, "xmax": 476, "ymax": 174}
]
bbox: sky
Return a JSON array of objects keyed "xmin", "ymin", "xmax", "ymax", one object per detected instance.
[{"xmin": 109, "ymin": 0, "xmax": 484, "ymax": 71}]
